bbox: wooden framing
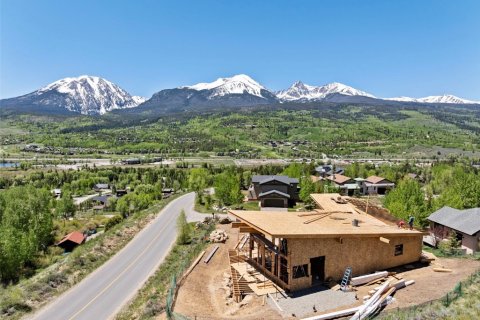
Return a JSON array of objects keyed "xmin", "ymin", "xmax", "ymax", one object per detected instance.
[{"xmin": 232, "ymin": 222, "xmax": 248, "ymax": 228}]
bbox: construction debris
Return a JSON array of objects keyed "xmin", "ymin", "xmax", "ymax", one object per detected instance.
[
  {"xmin": 209, "ymin": 229, "xmax": 229, "ymax": 243},
  {"xmin": 350, "ymin": 271, "xmax": 388, "ymax": 286},
  {"xmin": 433, "ymin": 267, "xmax": 452, "ymax": 273},
  {"xmin": 350, "ymin": 280, "xmax": 391, "ymax": 320},
  {"xmin": 366, "ymin": 279, "xmax": 415, "ymax": 297}
]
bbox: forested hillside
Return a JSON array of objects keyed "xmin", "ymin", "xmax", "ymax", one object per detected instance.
[{"xmin": 1, "ymin": 103, "xmax": 480, "ymax": 159}]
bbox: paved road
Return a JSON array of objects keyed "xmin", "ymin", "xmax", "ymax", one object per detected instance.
[{"xmin": 31, "ymin": 192, "xmax": 201, "ymax": 320}]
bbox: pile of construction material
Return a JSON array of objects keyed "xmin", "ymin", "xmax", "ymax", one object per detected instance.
[
  {"xmin": 303, "ymin": 272, "xmax": 415, "ymax": 320},
  {"xmin": 210, "ymin": 229, "xmax": 229, "ymax": 243}
]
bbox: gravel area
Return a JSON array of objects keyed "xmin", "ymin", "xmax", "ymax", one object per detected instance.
[{"xmin": 268, "ymin": 286, "xmax": 357, "ymax": 318}]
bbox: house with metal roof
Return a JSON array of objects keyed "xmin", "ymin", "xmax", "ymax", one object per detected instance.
[
  {"xmin": 57, "ymin": 231, "xmax": 85, "ymax": 252},
  {"xmin": 427, "ymin": 206, "xmax": 480, "ymax": 254},
  {"xmin": 247, "ymin": 175, "xmax": 299, "ymax": 208}
]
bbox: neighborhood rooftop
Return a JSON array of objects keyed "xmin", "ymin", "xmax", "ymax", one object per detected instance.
[
  {"xmin": 428, "ymin": 206, "xmax": 480, "ymax": 236},
  {"xmin": 251, "ymin": 175, "xmax": 299, "ymax": 184}
]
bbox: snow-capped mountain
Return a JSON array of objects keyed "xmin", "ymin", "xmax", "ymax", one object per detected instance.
[
  {"xmin": 182, "ymin": 74, "xmax": 275, "ymax": 100},
  {"xmin": 135, "ymin": 74, "xmax": 278, "ymax": 113},
  {"xmin": 0, "ymin": 76, "xmax": 144, "ymax": 115},
  {"xmin": 276, "ymin": 81, "xmax": 376, "ymax": 101},
  {"xmin": 385, "ymin": 94, "xmax": 479, "ymax": 104}
]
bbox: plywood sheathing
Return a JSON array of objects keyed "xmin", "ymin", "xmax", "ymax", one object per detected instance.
[{"xmin": 229, "ymin": 210, "xmax": 421, "ymax": 239}]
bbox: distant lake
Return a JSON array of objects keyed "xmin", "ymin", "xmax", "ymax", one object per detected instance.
[{"xmin": 0, "ymin": 162, "xmax": 19, "ymax": 168}]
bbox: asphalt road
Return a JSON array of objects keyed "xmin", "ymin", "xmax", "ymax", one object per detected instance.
[{"xmin": 31, "ymin": 192, "xmax": 199, "ymax": 320}]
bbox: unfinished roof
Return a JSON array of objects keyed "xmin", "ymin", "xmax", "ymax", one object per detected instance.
[
  {"xmin": 326, "ymin": 174, "xmax": 352, "ymax": 185},
  {"xmin": 310, "ymin": 193, "xmax": 354, "ymax": 212},
  {"xmin": 428, "ymin": 206, "xmax": 480, "ymax": 236},
  {"xmin": 231, "ymin": 193, "xmax": 421, "ymax": 238},
  {"xmin": 252, "ymin": 175, "xmax": 299, "ymax": 185},
  {"xmin": 230, "ymin": 210, "xmax": 421, "ymax": 239},
  {"xmin": 365, "ymin": 176, "xmax": 391, "ymax": 184}
]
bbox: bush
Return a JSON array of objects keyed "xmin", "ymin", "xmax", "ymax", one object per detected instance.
[
  {"xmin": 105, "ymin": 215, "xmax": 123, "ymax": 231},
  {"xmin": 176, "ymin": 210, "xmax": 191, "ymax": 245}
]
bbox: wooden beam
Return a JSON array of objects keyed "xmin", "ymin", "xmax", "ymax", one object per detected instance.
[
  {"xmin": 204, "ymin": 245, "xmax": 219, "ymax": 264},
  {"xmin": 297, "ymin": 210, "xmax": 352, "ymax": 217},
  {"xmin": 303, "ymin": 212, "xmax": 334, "ymax": 224},
  {"xmin": 239, "ymin": 227, "xmax": 259, "ymax": 233},
  {"xmin": 379, "ymin": 237, "xmax": 390, "ymax": 244},
  {"xmin": 351, "ymin": 271, "xmax": 388, "ymax": 286},
  {"xmin": 232, "ymin": 222, "xmax": 248, "ymax": 228}
]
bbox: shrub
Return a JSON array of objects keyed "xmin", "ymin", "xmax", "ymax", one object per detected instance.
[{"xmin": 105, "ymin": 215, "xmax": 123, "ymax": 231}]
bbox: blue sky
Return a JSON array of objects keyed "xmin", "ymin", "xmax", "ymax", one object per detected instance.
[{"xmin": 1, "ymin": 0, "xmax": 479, "ymax": 100}]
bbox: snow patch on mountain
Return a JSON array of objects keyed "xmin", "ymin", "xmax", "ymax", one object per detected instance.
[{"xmin": 385, "ymin": 94, "xmax": 479, "ymax": 104}]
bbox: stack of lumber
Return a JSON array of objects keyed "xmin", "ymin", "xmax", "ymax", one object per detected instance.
[{"xmin": 350, "ymin": 271, "xmax": 388, "ymax": 286}]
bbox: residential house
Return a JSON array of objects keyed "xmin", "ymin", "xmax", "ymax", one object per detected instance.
[
  {"xmin": 427, "ymin": 206, "xmax": 480, "ymax": 254},
  {"xmin": 57, "ymin": 231, "xmax": 86, "ymax": 252},
  {"xmin": 247, "ymin": 175, "xmax": 299, "ymax": 208},
  {"xmin": 315, "ymin": 165, "xmax": 345, "ymax": 178},
  {"xmin": 325, "ymin": 174, "xmax": 359, "ymax": 196},
  {"xmin": 230, "ymin": 193, "xmax": 423, "ymax": 292},
  {"xmin": 360, "ymin": 176, "xmax": 395, "ymax": 195}
]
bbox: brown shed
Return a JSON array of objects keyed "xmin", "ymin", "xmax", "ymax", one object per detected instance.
[{"xmin": 57, "ymin": 231, "xmax": 86, "ymax": 252}]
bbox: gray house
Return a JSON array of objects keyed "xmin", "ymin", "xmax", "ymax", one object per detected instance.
[
  {"xmin": 427, "ymin": 206, "xmax": 480, "ymax": 254},
  {"xmin": 248, "ymin": 175, "xmax": 299, "ymax": 208}
]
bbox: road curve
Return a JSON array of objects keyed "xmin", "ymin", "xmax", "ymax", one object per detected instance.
[{"xmin": 30, "ymin": 192, "xmax": 197, "ymax": 320}]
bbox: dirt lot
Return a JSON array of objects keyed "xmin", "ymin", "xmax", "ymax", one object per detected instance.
[
  {"xmin": 360, "ymin": 257, "xmax": 480, "ymax": 311},
  {"xmin": 173, "ymin": 224, "xmax": 480, "ymax": 319},
  {"xmin": 173, "ymin": 224, "xmax": 280, "ymax": 319}
]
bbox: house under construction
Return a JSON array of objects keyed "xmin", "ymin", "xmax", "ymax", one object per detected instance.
[{"xmin": 229, "ymin": 193, "xmax": 423, "ymax": 293}]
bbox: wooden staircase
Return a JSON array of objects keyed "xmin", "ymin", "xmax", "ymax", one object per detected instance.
[{"xmin": 228, "ymin": 250, "xmax": 253, "ymax": 302}]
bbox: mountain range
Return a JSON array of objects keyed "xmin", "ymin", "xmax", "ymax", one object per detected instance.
[{"xmin": 1, "ymin": 74, "xmax": 478, "ymax": 115}]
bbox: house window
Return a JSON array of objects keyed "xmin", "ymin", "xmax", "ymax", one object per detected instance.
[
  {"xmin": 394, "ymin": 244, "xmax": 404, "ymax": 256},
  {"xmin": 292, "ymin": 264, "xmax": 309, "ymax": 279}
]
